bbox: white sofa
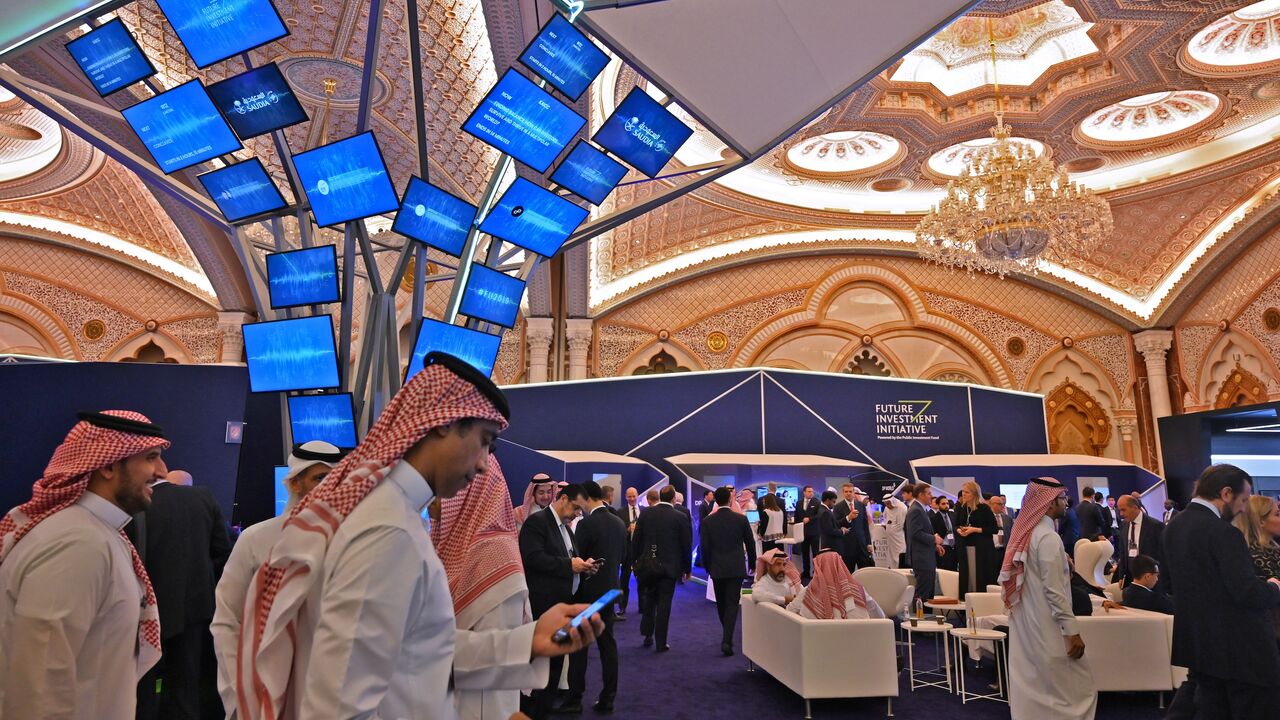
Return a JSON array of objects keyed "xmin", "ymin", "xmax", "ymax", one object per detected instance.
[
  {"xmin": 1077, "ymin": 609, "xmax": 1178, "ymax": 699},
  {"xmin": 741, "ymin": 599, "xmax": 899, "ymax": 718}
]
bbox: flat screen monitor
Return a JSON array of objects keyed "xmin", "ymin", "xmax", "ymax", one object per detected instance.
[
  {"xmin": 197, "ymin": 158, "xmax": 287, "ymax": 223},
  {"xmin": 550, "ymin": 140, "xmax": 627, "ymax": 205},
  {"xmin": 459, "ymin": 264, "xmax": 524, "ymax": 328},
  {"xmin": 265, "ymin": 245, "xmax": 340, "ymax": 309},
  {"xmin": 518, "ymin": 13, "xmax": 609, "ymax": 102},
  {"xmin": 121, "ymin": 79, "xmax": 242, "ymax": 174},
  {"xmin": 65, "ymin": 18, "xmax": 156, "ymax": 96},
  {"xmin": 478, "ymin": 177, "xmax": 588, "ymax": 257},
  {"xmin": 274, "ymin": 465, "xmax": 289, "ymax": 516},
  {"xmin": 155, "ymin": 0, "xmax": 288, "ymax": 68},
  {"xmin": 405, "ymin": 318, "xmax": 502, "ymax": 379},
  {"xmin": 287, "ymin": 392, "xmax": 357, "ymax": 448},
  {"xmin": 745, "ymin": 510, "xmax": 760, "ymax": 524},
  {"xmin": 207, "ymin": 62, "xmax": 308, "ymax": 140},
  {"xmin": 593, "ymin": 86, "xmax": 693, "ymax": 178},
  {"xmin": 291, "ymin": 131, "xmax": 400, "ymax": 227},
  {"xmin": 462, "ymin": 68, "xmax": 585, "ymax": 172},
  {"xmin": 242, "ymin": 315, "xmax": 341, "ymax": 393},
  {"xmin": 756, "ymin": 485, "xmax": 799, "ymax": 512},
  {"xmin": 392, "ymin": 176, "xmax": 476, "ymax": 256}
]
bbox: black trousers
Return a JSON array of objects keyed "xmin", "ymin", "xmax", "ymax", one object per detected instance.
[
  {"xmin": 136, "ymin": 622, "xmax": 205, "ymax": 720},
  {"xmin": 711, "ymin": 577, "xmax": 744, "ymax": 647},
  {"xmin": 1169, "ymin": 673, "xmax": 1273, "ymax": 720},
  {"xmin": 798, "ymin": 536, "xmax": 817, "ymax": 576},
  {"xmin": 527, "ymin": 654, "xmax": 565, "ymax": 720},
  {"xmin": 617, "ymin": 559, "xmax": 633, "ymax": 613},
  {"xmin": 639, "ymin": 576, "xmax": 677, "ymax": 645},
  {"xmin": 568, "ymin": 612, "xmax": 617, "ymax": 704}
]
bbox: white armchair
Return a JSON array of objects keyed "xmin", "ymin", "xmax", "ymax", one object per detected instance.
[
  {"xmin": 853, "ymin": 567, "xmax": 911, "ymax": 618},
  {"xmin": 936, "ymin": 568, "xmax": 959, "ymax": 598}
]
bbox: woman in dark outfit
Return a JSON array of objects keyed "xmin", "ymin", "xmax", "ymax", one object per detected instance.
[{"xmin": 953, "ymin": 480, "xmax": 998, "ymax": 598}]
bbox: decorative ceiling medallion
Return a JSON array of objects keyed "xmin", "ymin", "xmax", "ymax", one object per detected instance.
[
  {"xmin": 82, "ymin": 319, "xmax": 106, "ymax": 341},
  {"xmin": 924, "ymin": 135, "xmax": 1046, "ymax": 180},
  {"xmin": 782, "ymin": 131, "xmax": 904, "ymax": 179},
  {"xmin": 0, "ymin": 96, "xmax": 64, "ymax": 183},
  {"xmin": 1061, "ymin": 156, "xmax": 1106, "ymax": 173},
  {"xmin": 706, "ymin": 331, "xmax": 728, "ymax": 353},
  {"xmin": 278, "ymin": 57, "xmax": 391, "ymax": 109},
  {"xmin": 1182, "ymin": 1, "xmax": 1280, "ymax": 77},
  {"xmin": 1075, "ymin": 91, "xmax": 1223, "ymax": 149},
  {"xmin": 1264, "ymin": 307, "xmax": 1280, "ymax": 331},
  {"xmin": 1007, "ymin": 336, "xmax": 1026, "ymax": 356},
  {"xmin": 870, "ymin": 177, "xmax": 911, "ymax": 192}
]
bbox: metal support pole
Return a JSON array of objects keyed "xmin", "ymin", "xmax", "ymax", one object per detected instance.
[
  {"xmin": 338, "ymin": 225, "xmax": 358, "ymax": 390},
  {"xmin": 411, "ymin": 243, "xmax": 427, "ymax": 328},
  {"xmin": 230, "ymin": 228, "xmax": 272, "ymax": 319},
  {"xmin": 444, "ymin": 156, "xmax": 512, "ymax": 322}
]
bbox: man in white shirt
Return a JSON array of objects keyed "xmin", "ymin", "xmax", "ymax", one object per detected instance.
[
  {"xmin": 236, "ymin": 353, "xmax": 602, "ymax": 720},
  {"xmin": 751, "ymin": 549, "xmax": 801, "ymax": 606},
  {"xmin": 0, "ymin": 410, "xmax": 170, "ymax": 720}
]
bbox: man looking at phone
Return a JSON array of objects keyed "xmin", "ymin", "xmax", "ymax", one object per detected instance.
[{"xmin": 565, "ymin": 481, "xmax": 627, "ymax": 714}]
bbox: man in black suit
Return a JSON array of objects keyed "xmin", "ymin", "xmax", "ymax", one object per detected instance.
[
  {"xmin": 1114, "ymin": 494, "xmax": 1164, "ymax": 588},
  {"xmin": 795, "ymin": 485, "xmax": 821, "ymax": 579},
  {"xmin": 1164, "ymin": 464, "xmax": 1280, "ymax": 720},
  {"xmin": 1077, "ymin": 485, "xmax": 1106, "ymax": 541},
  {"xmin": 519, "ymin": 483, "xmax": 595, "ymax": 719},
  {"xmin": 814, "ymin": 489, "xmax": 843, "ymax": 554},
  {"xmin": 130, "ymin": 471, "xmax": 231, "ymax": 720},
  {"xmin": 699, "ymin": 487, "xmax": 756, "ymax": 656},
  {"xmin": 1121, "ymin": 554, "xmax": 1173, "ymax": 615},
  {"xmin": 615, "ymin": 486, "xmax": 641, "ymax": 618},
  {"xmin": 990, "ymin": 494, "xmax": 1013, "ymax": 568},
  {"xmin": 851, "ymin": 488, "xmax": 873, "ymax": 569},
  {"xmin": 906, "ymin": 483, "xmax": 941, "ymax": 604},
  {"xmin": 930, "ymin": 495, "xmax": 957, "ymax": 570},
  {"xmin": 1094, "ymin": 492, "xmax": 1114, "ymax": 543},
  {"xmin": 760, "ymin": 482, "xmax": 780, "ymax": 514},
  {"xmin": 1163, "ymin": 499, "xmax": 1179, "ymax": 524},
  {"xmin": 567, "ymin": 481, "xmax": 627, "ymax": 714},
  {"xmin": 833, "ymin": 483, "xmax": 868, "ymax": 571},
  {"xmin": 630, "ymin": 485, "xmax": 691, "ymax": 652}
]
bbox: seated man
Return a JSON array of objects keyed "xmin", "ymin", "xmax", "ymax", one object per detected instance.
[
  {"xmin": 786, "ymin": 550, "xmax": 885, "ymax": 620},
  {"xmin": 1120, "ymin": 554, "xmax": 1174, "ymax": 615},
  {"xmin": 751, "ymin": 549, "xmax": 801, "ymax": 606}
]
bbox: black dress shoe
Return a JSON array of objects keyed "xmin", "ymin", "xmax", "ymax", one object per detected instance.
[
  {"xmin": 553, "ymin": 702, "xmax": 583, "ymax": 714},
  {"xmin": 657, "ymin": 644, "xmax": 671, "ymax": 652},
  {"xmin": 592, "ymin": 701, "xmax": 614, "ymax": 714},
  {"xmin": 643, "ymin": 635, "xmax": 653, "ymax": 648},
  {"xmin": 615, "ymin": 611, "xmax": 627, "ymax": 621},
  {"xmin": 721, "ymin": 642, "xmax": 734, "ymax": 656}
]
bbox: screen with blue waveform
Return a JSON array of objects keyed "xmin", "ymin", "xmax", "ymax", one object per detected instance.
[
  {"xmin": 462, "ymin": 68, "xmax": 585, "ymax": 173},
  {"xmin": 287, "ymin": 393, "xmax": 357, "ymax": 448},
  {"xmin": 550, "ymin": 140, "xmax": 627, "ymax": 205},
  {"xmin": 518, "ymin": 13, "xmax": 609, "ymax": 102},
  {"xmin": 65, "ymin": 18, "xmax": 156, "ymax": 96},
  {"xmin": 460, "ymin": 264, "xmax": 524, "ymax": 329},
  {"xmin": 405, "ymin": 318, "xmax": 502, "ymax": 380},
  {"xmin": 265, "ymin": 245, "xmax": 340, "ymax": 309},
  {"xmin": 242, "ymin": 314, "xmax": 341, "ymax": 393},
  {"xmin": 207, "ymin": 62, "xmax": 308, "ymax": 140},
  {"xmin": 291, "ymin": 131, "xmax": 400, "ymax": 227},
  {"xmin": 478, "ymin": 177, "xmax": 588, "ymax": 257},
  {"xmin": 122, "ymin": 79, "xmax": 243, "ymax": 174},
  {"xmin": 392, "ymin": 176, "xmax": 476, "ymax": 257},
  {"xmin": 593, "ymin": 86, "xmax": 693, "ymax": 178},
  {"xmin": 197, "ymin": 158, "xmax": 287, "ymax": 222},
  {"xmin": 155, "ymin": 0, "xmax": 288, "ymax": 68},
  {"xmin": 274, "ymin": 465, "xmax": 289, "ymax": 516}
]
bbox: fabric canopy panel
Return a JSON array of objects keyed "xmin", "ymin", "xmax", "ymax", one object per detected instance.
[
  {"xmin": 580, "ymin": 0, "xmax": 981, "ymax": 157},
  {"xmin": 909, "ymin": 453, "xmax": 1165, "ymax": 511},
  {"xmin": 493, "ymin": 441, "xmax": 667, "ymax": 503},
  {"xmin": 669, "ymin": 453, "xmax": 879, "ymax": 498}
]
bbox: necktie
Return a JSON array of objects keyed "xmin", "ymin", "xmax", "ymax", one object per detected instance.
[{"xmin": 1129, "ymin": 521, "xmax": 1137, "ymax": 552}]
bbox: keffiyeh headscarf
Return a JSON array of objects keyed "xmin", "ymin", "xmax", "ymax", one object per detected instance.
[
  {"xmin": 0, "ymin": 410, "xmax": 170, "ymax": 676},
  {"xmin": 515, "ymin": 473, "xmax": 557, "ymax": 525},
  {"xmin": 756, "ymin": 548, "xmax": 802, "ymax": 595},
  {"xmin": 803, "ymin": 551, "xmax": 869, "ymax": 619},
  {"xmin": 998, "ymin": 477, "xmax": 1067, "ymax": 611}
]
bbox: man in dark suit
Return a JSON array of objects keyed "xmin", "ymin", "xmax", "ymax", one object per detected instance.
[
  {"xmin": 129, "ymin": 471, "xmax": 231, "ymax": 720},
  {"xmin": 906, "ymin": 483, "xmax": 941, "ymax": 603},
  {"xmin": 1163, "ymin": 499, "xmax": 1179, "ymax": 524},
  {"xmin": 699, "ymin": 487, "xmax": 756, "ymax": 656},
  {"xmin": 614, "ymin": 486, "xmax": 642, "ymax": 618},
  {"xmin": 1164, "ymin": 464, "xmax": 1280, "ymax": 720},
  {"xmin": 630, "ymin": 485, "xmax": 691, "ymax": 652},
  {"xmin": 1058, "ymin": 497, "xmax": 1081, "ymax": 556},
  {"xmin": 930, "ymin": 495, "xmax": 957, "ymax": 570},
  {"xmin": 1077, "ymin": 485, "xmax": 1106, "ymax": 542},
  {"xmin": 851, "ymin": 488, "xmax": 873, "ymax": 569},
  {"xmin": 519, "ymin": 483, "xmax": 594, "ymax": 719},
  {"xmin": 833, "ymin": 483, "xmax": 868, "ymax": 571},
  {"xmin": 567, "ymin": 481, "xmax": 627, "ymax": 714},
  {"xmin": 760, "ymin": 482, "xmax": 780, "ymax": 514},
  {"xmin": 814, "ymin": 489, "xmax": 843, "ymax": 554},
  {"xmin": 1121, "ymin": 554, "xmax": 1173, "ymax": 615},
  {"xmin": 1114, "ymin": 494, "xmax": 1164, "ymax": 588},
  {"xmin": 990, "ymin": 494, "xmax": 1013, "ymax": 568},
  {"xmin": 795, "ymin": 485, "xmax": 821, "ymax": 579}
]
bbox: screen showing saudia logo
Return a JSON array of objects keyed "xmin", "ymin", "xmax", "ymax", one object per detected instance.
[
  {"xmin": 622, "ymin": 116, "xmax": 668, "ymax": 153},
  {"xmin": 875, "ymin": 400, "xmax": 940, "ymax": 440},
  {"xmin": 231, "ymin": 90, "xmax": 281, "ymax": 114}
]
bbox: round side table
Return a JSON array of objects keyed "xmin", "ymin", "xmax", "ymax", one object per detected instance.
[{"xmin": 903, "ymin": 620, "xmax": 953, "ymax": 693}]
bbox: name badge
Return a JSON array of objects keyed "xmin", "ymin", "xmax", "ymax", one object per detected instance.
[{"xmin": 1128, "ymin": 546, "xmax": 1138, "ymax": 557}]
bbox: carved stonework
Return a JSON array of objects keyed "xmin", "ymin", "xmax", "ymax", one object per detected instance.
[
  {"xmin": 1045, "ymin": 379, "xmax": 1112, "ymax": 457},
  {"xmin": 1215, "ymin": 362, "xmax": 1268, "ymax": 409},
  {"xmin": 843, "ymin": 349, "xmax": 892, "ymax": 377},
  {"xmin": 632, "ymin": 349, "xmax": 691, "ymax": 375}
]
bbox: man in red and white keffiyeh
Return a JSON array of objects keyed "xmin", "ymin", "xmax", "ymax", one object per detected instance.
[
  {"xmin": 750, "ymin": 548, "xmax": 803, "ymax": 607},
  {"xmin": 0, "ymin": 410, "xmax": 169, "ymax": 720},
  {"xmin": 235, "ymin": 353, "xmax": 602, "ymax": 720},
  {"xmin": 515, "ymin": 472, "xmax": 557, "ymax": 526},
  {"xmin": 791, "ymin": 550, "xmax": 884, "ymax": 620}
]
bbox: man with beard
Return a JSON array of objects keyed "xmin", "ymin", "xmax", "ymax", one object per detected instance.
[{"xmin": 516, "ymin": 473, "xmax": 558, "ymax": 525}]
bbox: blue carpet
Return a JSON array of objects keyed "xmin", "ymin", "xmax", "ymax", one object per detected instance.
[{"xmin": 568, "ymin": 579, "xmax": 1168, "ymax": 719}]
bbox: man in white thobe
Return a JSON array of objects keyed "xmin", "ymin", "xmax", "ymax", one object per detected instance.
[
  {"xmin": 882, "ymin": 492, "xmax": 909, "ymax": 568},
  {"xmin": 751, "ymin": 549, "xmax": 801, "ymax": 607},
  {"xmin": 1002, "ymin": 477, "xmax": 1096, "ymax": 720}
]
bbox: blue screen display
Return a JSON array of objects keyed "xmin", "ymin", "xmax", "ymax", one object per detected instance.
[
  {"xmin": 207, "ymin": 62, "xmax": 308, "ymax": 140},
  {"xmin": 121, "ymin": 79, "xmax": 242, "ymax": 174},
  {"xmin": 291, "ymin": 131, "xmax": 400, "ymax": 227},
  {"xmin": 265, "ymin": 245, "xmax": 340, "ymax": 309},
  {"xmin": 65, "ymin": 18, "xmax": 155, "ymax": 96},
  {"xmin": 518, "ymin": 14, "xmax": 609, "ymax": 101},
  {"xmin": 155, "ymin": 0, "xmax": 288, "ymax": 68},
  {"xmin": 274, "ymin": 465, "xmax": 289, "ymax": 516},
  {"xmin": 405, "ymin": 318, "xmax": 503, "ymax": 379},
  {"xmin": 462, "ymin": 69, "xmax": 585, "ymax": 172},
  {"xmin": 478, "ymin": 177, "xmax": 588, "ymax": 257},
  {"xmin": 392, "ymin": 177, "xmax": 476, "ymax": 256},
  {"xmin": 288, "ymin": 393, "xmax": 358, "ymax": 448},
  {"xmin": 593, "ymin": 87, "xmax": 693, "ymax": 178},
  {"xmin": 550, "ymin": 140, "xmax": 627, "ymax": 205},
  {"xmin": 460, "ymin": 264, "xmax": 524, "ymax": 328},
  {"xmin": 242, "ymin": 315, "xmax": 340, "ymax": 393},
  {"xmin": 197, "ymin": 158, "xmax": 287, "ymax": 222}
]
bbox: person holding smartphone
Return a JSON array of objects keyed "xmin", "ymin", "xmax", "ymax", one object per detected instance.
[{"xmin": 565, "ymin": 481, "xmax": 627, "ymax": 714}]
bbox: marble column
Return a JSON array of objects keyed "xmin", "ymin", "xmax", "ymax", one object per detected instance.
[
  {"xmin": 1134, "ymin": 330, "xmax": 1175, "ymax": 418},
  {"xmin": 565, "ymin": 318, "xmax": 593, "ymax": 381},
  {"xmin": 1116, "ymin": 417, "xmax": 1138, "ymax": 465},
  {"xmin": 526, "ymin": 317, "xmax": 553, "ymax": 384},
  {"xmin": 216, "ymin": 312, "xmax": 251, "ymax": 364}
]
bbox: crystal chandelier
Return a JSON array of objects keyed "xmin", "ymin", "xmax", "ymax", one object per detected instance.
[{"xmin": 914, "ymin": 21, "xmax": 1112, "ymax": 276}]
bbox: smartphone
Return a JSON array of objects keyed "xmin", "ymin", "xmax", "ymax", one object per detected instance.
[{"xmin": 552, "ymin": 589, "xmax": 622, "ymax": 644}]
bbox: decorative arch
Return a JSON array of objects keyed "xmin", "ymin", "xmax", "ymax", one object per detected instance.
[
  {"xmin": 1044, "ymin": 379, "xmax": 1113, "ymax": 457},
  {"xmin": 619, "ymin": 338, "xmax": 705, "ymax": 375},
  {"xmin": 1027, "ymin": 349, "xmax": 1125, "ymax": 459},
  {"xmin": 0, "ymin": 292, "xmax": 77, "ymax": 358},
  {"xmin": 1198, "ymin": 331, "xmax": 1279, "ymax": 412},
  {"xmin": 1214, "ymin": 362, "xmax": 1269, "ymax": 409},
  {"xmin": 106, "ymin": 330, "xmax": 193, "ymax": 364}
]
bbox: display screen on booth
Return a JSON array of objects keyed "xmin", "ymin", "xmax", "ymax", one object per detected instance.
[
  {"xmin": 518, "ymin": 13, "xmax": 609, "ymax": 102},
  {"xmin": 197, "ymin": 158, "xmax": 287, "ymax": 223},
  {"xmin": 756, "ymin": 485, "xmax": 799, "ymax": 512},
  {"xmin": 405, "ymin": 318, "xmax": 502, "ymax": 379},
  {"xmin": 242, "ymin": 315, "xmax": 341, "ymax": 393},
  {"xmin": 274, "ymin": 465, "xmax": 289, "ymax": 516},
  {"xmin": 207, "ymin": 62, "xmax": 308, "ymax": 139},
  {"xmin": 462, "ymin": 69, "xmax": 586, "ymax": 172},
  {"xmin": 265, "ymin": 245, "xmax": 340, "ymax": 309},
  {"xmin": 460, "ymin": 264, "xmax": 524, "ymax": 328},
  {"xmin": 121, "ymin": 79, "xmax": 242, "ymax": 174},
  {"xmin": 287, "ymin": 392, "xmax": 358, "ymax": 448},
  {"xmin": 478, "ymin": 177, "xmax": 588, "ymax": 257},
  {"xmin": 65, "ymin": 18, "xmax": 155, "ymax": 96},
  {"xmin": 392, "ymin": 177, "xmax": 476, "ymax": 256},
  {"xmin": 593, "ymin": 86, "xmax": 693, "ymax": 178},
  {"xmin": 155, "ymin": 0, "xmax": 288, "ymax": 68},
  {"xmin": 291, "ymin": 131, "xmax": 400, "ymax": 227},
  {"xmin": 550, "ymin": 140, "xmax": 627, "ymax": 205}
]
